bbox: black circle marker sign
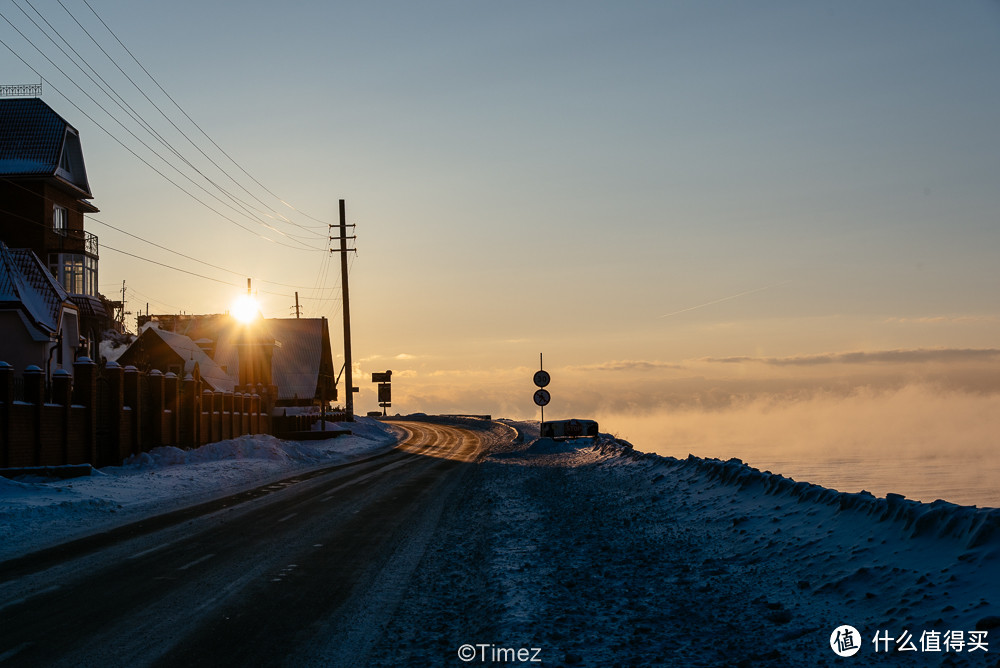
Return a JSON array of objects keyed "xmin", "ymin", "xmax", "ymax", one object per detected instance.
[{"xmin": 533, "ymin": 389, "xmax": 551, "ymax": 407}]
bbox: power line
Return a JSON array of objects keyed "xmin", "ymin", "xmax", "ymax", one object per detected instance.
[
  {"xmin": 102, "ymin": 244, "xmax": 310, "ymax": 300},
  {"xmin": 0, "ymin": 194, "xmax": 338, "ymax": 304},
  {"xmin": 87, "ymin": 215, "xmax": 334, "ymax": 292},
  {"xmin": 77, "ymin": 0, "xmax": 332, "ymax": 230},
  {"xmin": 0, "ymin": 4, "xmax": 350, "ymax": 316},
  {"xmin": 0, "ymin": 17, "xmax": 322, "ymax": 252},
  {"xmin": 55, "ymin": 0, "xmax": 328, "ymax": 240},
  {"xmin": 126, "ymin": 286, "xmax": 182, "ymax": 312},
  {"xmin": 10, "ymin": 0, "xmax": 326, "ymax": 241},
  {"xmin": 100, "ymin": 244, "xmax": 235, "ymax": 286},
  {"xmin": 0, "ymin": 174, "xmax": 333, "ymax": 295}
]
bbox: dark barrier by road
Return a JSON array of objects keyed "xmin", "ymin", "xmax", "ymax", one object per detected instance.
[{"xmin": 0, "ymin": 359, "xmax": 273, "ymax": 468}]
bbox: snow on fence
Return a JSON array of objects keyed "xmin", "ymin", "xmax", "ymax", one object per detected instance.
[{"xmin": 0, "ymin": 358, "xmax": 274, "ymax": 469}]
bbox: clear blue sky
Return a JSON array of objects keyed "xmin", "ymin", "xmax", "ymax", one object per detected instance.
[{"xmin": 3, "ymin": 0, "xmax": 999, "ymax": 420}]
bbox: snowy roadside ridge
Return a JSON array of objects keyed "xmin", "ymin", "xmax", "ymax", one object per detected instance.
[
  {"xmin": 121, "ymin": 434, "xmax": 330, "ymax": 469},
  {"xmin": 0, "ymin": 417, "xmax": 402, "ymax": 562},
  {"xmin": 588, "ymin": 436, "xmax": 1000, "ymax": 550}
]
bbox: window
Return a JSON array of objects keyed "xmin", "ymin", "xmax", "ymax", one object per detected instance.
[
  {"xmin": 48, "ymin": 253, "xmax": 97, "ymax": 296},
  {"xmin": 53, "ymin": 205, "xmax": 67, "ymax": 234}
]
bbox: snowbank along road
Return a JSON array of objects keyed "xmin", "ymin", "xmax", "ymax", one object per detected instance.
[{"xmin": 0, "ymin": 419, "xmax": 487, "ymax": 667}]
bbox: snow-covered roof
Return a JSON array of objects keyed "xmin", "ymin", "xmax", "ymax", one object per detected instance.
[
  {"xmin": 137, "ymin": 315, "xmax": 335, "ymax": 403},
  {"xmin": 0, "ymin": 242, "xmax": 73, "ymax": 337},
  {"xmin": 135, "ymin": 325, "xmax": 237, "ymax": 393},
  {"xmin": 268, "ymin": 318, "xmax": 335, "ymax": 402},
  {"xmin": 0, "ymin": 97, "xmax": 93, "ymax": 198},
  {"xmin": 210, "ymin": 317, "xmax": 334, "ymax": 402}
]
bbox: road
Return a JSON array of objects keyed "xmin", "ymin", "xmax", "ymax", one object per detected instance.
[{"xmin": 0, "ymin": 419, "xmax": 486, "ymax": 667}]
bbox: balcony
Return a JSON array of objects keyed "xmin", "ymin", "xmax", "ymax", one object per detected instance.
[{"xmin": 50, "ymin": 228, "xmax": 99, "ymax": 258}]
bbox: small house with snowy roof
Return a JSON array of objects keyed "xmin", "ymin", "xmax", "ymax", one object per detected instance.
[
  {"xmin": 134, "ymin": 313, "xmax": 338, "ymax": 408},
  {"xmin": 116, "ymin": 323, "xmax": 238, "ymax": 393},
  {"xmin": 0, "ymin": 240, "xmax": 80, "ymax": 377}
]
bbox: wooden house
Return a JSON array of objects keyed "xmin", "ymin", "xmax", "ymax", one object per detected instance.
[
  {"xmin": 134, "ymin": 314, "xmax": 337, "ymax": 408},
  {"xmin": 0, "ymin": 97, "xmax": 116, "ymax": 356},
  {"xmin": 116, "ymin": 324, "xmax": 237, "ymax": 392}
]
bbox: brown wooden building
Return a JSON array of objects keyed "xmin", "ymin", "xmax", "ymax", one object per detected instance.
[
  {"xmin": 0, "ymin": 97, "xmax": 118, "ymax": 358},
  {"xmin": 134, "ymin": 314, "xmax": 338, "ymax": 408}
]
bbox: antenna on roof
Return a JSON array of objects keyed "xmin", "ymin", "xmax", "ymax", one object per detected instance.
[{"xmin": 0, "ymin": 83, "xmax": 43, "ymax": 98}]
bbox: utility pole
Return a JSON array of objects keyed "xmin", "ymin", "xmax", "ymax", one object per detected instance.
[
  {"xmin": 118, "ymin": 280, "xmax": 132, "ymax": 334},
  {"xmin": 331, "ymin": 199, "xmax": 357, "ymax": 420},
  {"xmin": 293, "ymin": 292, "xmax": 301, "ymax": 318}
]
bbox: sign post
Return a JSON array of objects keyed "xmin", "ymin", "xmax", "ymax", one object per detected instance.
[
  {"xmin": 371, "ymin": 370, "xmax": 392, "ymax": 416},
  {"xmin": 532, "ymin": 353, "xmax": 550, "ymax": 425}
]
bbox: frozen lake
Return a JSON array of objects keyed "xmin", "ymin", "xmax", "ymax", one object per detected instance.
[
  {"xmin": 603, "ymin": 411, "xmax": 1000, "ymax": 509},
  {"xmin": 704, "ymin": 455, "xmax": 1000, "ymax": 509}
]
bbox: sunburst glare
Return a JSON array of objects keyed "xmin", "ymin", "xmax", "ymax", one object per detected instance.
[{"xmin": 231, "ymin": 295, "xmax": 260, "ymax": 323}]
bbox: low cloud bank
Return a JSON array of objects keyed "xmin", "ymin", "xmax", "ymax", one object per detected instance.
[
  {"xmin": 378, "ymin": 348, "xmax": 1000, "ymax": 506},
  {"xmin": 595, "ymin": 384, "xmax": 1000, "ymax": 507},
  {"xmin": 702, "ymin": 347, "xmax": 1000, "ymax": 367},
  {"xmin": 597, "ymin": 384, "xmax": 1000, "ymax": 459},
  {"xmin": 383, "ymin": 346, "xmax": 1000, "ymax": 419}
]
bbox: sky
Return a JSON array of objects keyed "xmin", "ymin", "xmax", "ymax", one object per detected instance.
[{"xmin": 2, "ymin": 1, "xmax": 1000, "ymax": 469}]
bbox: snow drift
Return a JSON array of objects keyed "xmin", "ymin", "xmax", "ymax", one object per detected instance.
[
  {"xmin": 0, "ymin": 417, "xmax": 401, "ymax": 562},
  {"xmin": 584, "ymin": 435, "xmax": 1000, "ymax": 653}
]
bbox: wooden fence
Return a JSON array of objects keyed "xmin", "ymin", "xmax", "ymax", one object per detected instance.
[{"xmin": 0, "ymin": 358, "xmax": 276, "ymax": 468}]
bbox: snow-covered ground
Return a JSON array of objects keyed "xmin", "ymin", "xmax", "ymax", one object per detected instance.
[
  {"xmin": 367, "ymin": 421, "xmax": 999, "ymax": 666},
  {"xmin": 2, "ymin": 417, "xmax": 997, "ymax": 665},
  {"xmin": 0, "ymin": 417, "xmax": 402, "ymax": 562}
]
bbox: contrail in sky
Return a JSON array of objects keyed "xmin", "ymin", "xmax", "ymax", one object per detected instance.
[{"xmin": 659, "ymin": 281, "xmax": 790, "ymax": 319}]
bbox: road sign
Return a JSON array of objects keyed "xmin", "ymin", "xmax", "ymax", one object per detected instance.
[
  {"xmin": 372, "ymin": 371, "xmax": 392, "ymax": 416},
  {"xmin": 533, "ymin": 389, "xmax": 551, "ymax": 407},
  {"xmin": 534, "ymin": 354, "xmax": 551, "ymax": 421}
]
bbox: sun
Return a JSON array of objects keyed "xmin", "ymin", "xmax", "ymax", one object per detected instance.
[{"xmin": 231, "ymin": 295, "xmax": 260, "ymax": 324}]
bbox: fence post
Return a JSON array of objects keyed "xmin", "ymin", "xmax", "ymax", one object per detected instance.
[
  {"xmin": 148, "ymin": 370, "xmax": 163, "ymax": 449},
  {"xmin": 163, "ymin": 372, "xmax": 179, "ymax": 446},
  {"xmin": 241, "ymin": 391, "xmax": 251, "ymax": 435},
  {"xmin": 123, "ymin": 366, "xmax": 142, "ymax": 456},
  {"xmin": 103, "ymin": 362, "xmax": 124, "ymax": 467},
  {"xmin": 24, "ymin": 365, "xmax": 44, "ymax": 466},
  {"xmin": 233, "ymin": 391, "xmax": 244, "ymax": 436},
  {"xmin": 249, "ymin": 391, "xmax": 259, "ymax": 435},
  {"xmin": 261, "ymin": 385, "xmax": 273, "ymax": 435},
  {"xmin": 0, "ymin": 361, "xmax": 12, "ymax": 468},
  {"xmin": 73, "ymin": 357, "xmax": 98, "ymax": 464},
  {"xmin": 52, "ymin": 368, "xmax": 72, "ymax": 465},
  {"xmin": 179, "ymin": 374, "xmax": 197, "ymax": 448},
  {"xmin": 202, "ymin": 389, "xmax": 213, "ymax": 445},
  {"xmin": 222, "ymin": 390, "xmax": 233, "ymax": 440}
]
